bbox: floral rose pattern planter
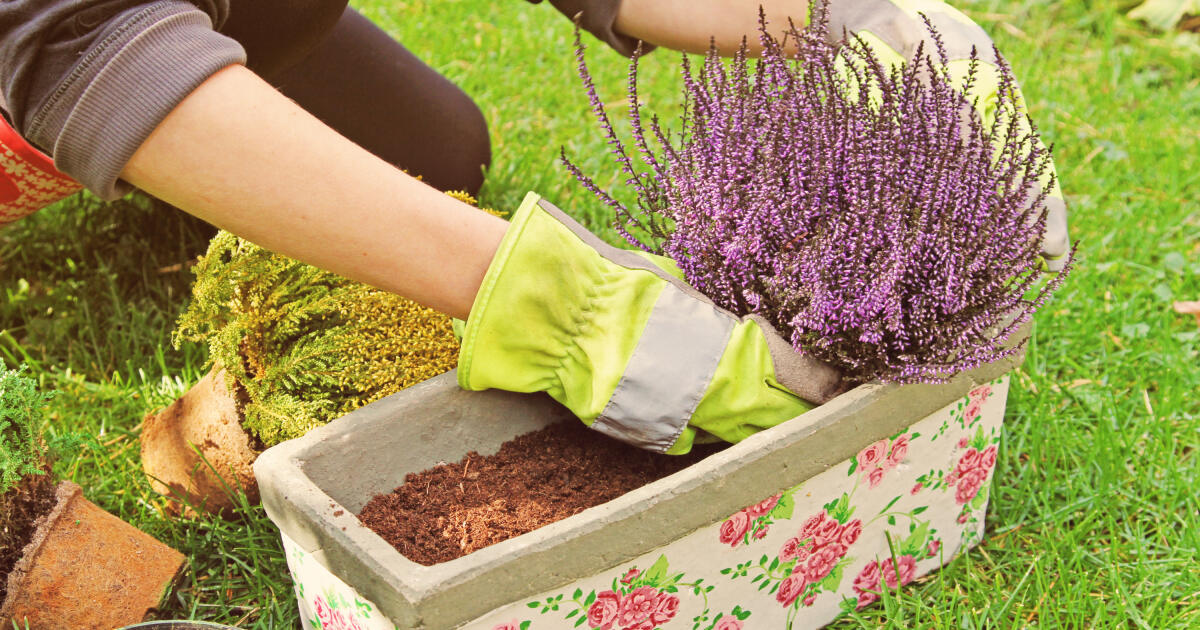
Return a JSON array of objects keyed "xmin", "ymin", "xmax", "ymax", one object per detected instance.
[{"xmin": 281, "ymin": 377, "xmax": 1008, "ymax": 630}]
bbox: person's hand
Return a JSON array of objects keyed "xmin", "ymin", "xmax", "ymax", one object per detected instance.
[{"xmin": 457, "ymin": 192, "xmax": 844, "ymax": 454}]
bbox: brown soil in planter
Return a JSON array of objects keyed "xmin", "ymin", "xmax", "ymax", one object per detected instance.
[
  {"xmin": 0, "ymin": 470, "xmax": 55, "ymax": 603},
  {"xmin": 359, "ymin": 421, "xmax": 723, "ymax": 566}
]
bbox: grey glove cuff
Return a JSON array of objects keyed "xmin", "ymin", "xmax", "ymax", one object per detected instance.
[
  {"xmin": 531, "ymin": 0, "xmax": 653, "ymax": 57},
  {"xmin": 748, "ymin": 315, "xmax": 846, "ymax": 404},
  {"xmin": 24, "ymin": 1, "xmax": 246, "ymax": 200}
]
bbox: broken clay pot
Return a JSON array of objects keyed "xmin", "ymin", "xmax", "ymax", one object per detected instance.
[
  {"xmin": 1, "ymin": 481, "xmax": 185, "ymax": 629},
  {"xmin": 140, "ymin": 366, "xmax": 260, "ymax": 516}
]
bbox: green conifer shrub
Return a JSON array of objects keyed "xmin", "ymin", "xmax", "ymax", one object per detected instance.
[{"xmin": 174, "ymin": 192, "xmax": 495, "ymax": 447}]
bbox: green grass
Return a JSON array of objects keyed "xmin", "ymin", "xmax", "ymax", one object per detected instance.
[{"xmin": 1, "ymin": 0, "xmax": 1197, "ymax": 627}]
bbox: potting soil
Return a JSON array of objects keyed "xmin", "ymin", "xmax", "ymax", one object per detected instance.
[
  {"xmin": 0, "ymin": 471, "xmax": 56, "ymax": 601},
  {"xmin": 358, "ymin": 421, "xmax": 722, "ymax": 565}
]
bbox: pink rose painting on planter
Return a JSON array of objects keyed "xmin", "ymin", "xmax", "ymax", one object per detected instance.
[
  {"xmin": 718, "ymin": 492, "xmax": 792, "ymax": 547},
  {"xmin": 721, "ymin": 493, "xmax": 864, "ymax": 624},
  {"xmin": 847, "ymin": 525, "xmax": 943, "ymax": 610},
  {"xmin": 313, "ymin": 595, "xmax": 367, "ymax": 630},
  {"xmin": 962, "ymin": 385, "xmax": 993, "ymax": 427},
  {"xmin": 849, "ymin": 433, "xmax": 914, "ymax": 488},
  {"xmin": 947, "ymin": 444, "xmax": 999, "ymax": 505},
  {"xmin": 527, "ymin": 555, "xmax": 751, "ymax": 630}
]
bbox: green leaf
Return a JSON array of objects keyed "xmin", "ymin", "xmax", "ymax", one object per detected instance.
[
  {"xmin": 971, "ymin": 425, "xmax": 987, "ymax": 449},
  {"xmin": 566, "ymin": 609, "xmax": 578, "ymax": 619},
  {"xmin": 819, "ymin": 559, "xmax": 849, "ymax": 591},
  {"xmin": 584, "ymin": 591, "xmax": 596, "ymax": 607},
  {"xmin": 644, "ymin": 555, "xmax": 670, "ymax": 584},
  {"xmin": 912, "ymin": 505, "xmax": 928, "ymax": 515},
  {"xmin": 880, "ymin": 494, "xmax": 903, "ymax": 514},
  {"xmin": 526, "ymin": 602, "xmax": 540, "ymax": 609},
  {"xmin": 773, "ymin": 492, "xmax": 795, "ymax": 520},
  {"xmin": 848, "ymin": 458, "xmax": 859, "ymax": 475},
  {"xmin": 573, "ymin": 588, "xmax": 583, "ymax": 600},
  {"xmin": 521, "ymin": 622, "xmax": 531, "ymax": 630},
  {"xmin": 574, "ymin": 616, "xmax": 586, "ymax": 628},
  {"xmin": 901, "ymin": 520, "xmax": 931, "ymax": 556},
  {"xmin": 887, "ymin": 515, "xmax": 896, "ymax": 526}
]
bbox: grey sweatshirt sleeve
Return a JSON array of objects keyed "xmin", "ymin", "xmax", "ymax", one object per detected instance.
[{"xmin": 0, "ymin": 1, "xmax": 246, "ymax": 200}]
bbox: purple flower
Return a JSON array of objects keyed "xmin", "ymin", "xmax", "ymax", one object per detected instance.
[{"xmin": 565, "ymin": 1, "xmax": 1073, "ymax": 384}]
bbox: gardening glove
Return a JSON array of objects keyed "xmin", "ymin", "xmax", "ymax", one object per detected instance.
[
  {"xmin": 457, "ymin": 192, "xmax": 844, "ymax": 455},
  {"xmin": 827, "ymin": 1, "xmax": 1071, "ymax": 272}
]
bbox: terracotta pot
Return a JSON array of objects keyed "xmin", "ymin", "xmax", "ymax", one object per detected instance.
[
  {"xmin": 1, "ymin": 481, "xmax": 185, "ymax": 629},
  {"xmin": 141, "ymin": 366, "xmax": 260, "ymax": 516}
]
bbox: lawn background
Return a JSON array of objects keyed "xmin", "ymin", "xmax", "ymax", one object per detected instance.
[{"xmin": 1, "ymin": 0, "xmax": 1197, "ymax": 627}]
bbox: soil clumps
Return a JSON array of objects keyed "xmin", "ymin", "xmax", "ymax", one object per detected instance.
[
  {"xmin": 358, "ymin": 421, "xmax": 721, "ymax": 565},
  {"xmin": 0, "ymin": 471, "xmax": 56, "ymax": 601}
]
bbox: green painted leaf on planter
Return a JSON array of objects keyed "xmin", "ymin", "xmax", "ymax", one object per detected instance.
[
  {"xmin": 818, "ymin": 559, "xmax": 849, "ymax": 591},
  {"xmin": 520, "ymin": 622, "xmax": 531, "ymax": 630},
  {"xmin": 848, "ymin": 458, "xmax": 859, "ymax": 475},
  {"xmin": 970, "ymin": 425, "xmax": 988, "ymax": 449},
  {"xmin": 829, "ymin": 493, "xmax": 853, "ymax": 521},
  {"xmin": 774, "ymin": 493, "xmax": 795, "ymax": 520},
  {"xmin": 900, "ymin": 521, "xmax": 931, "ymax": 556},
  {"xmin": 644, "ymin": 555, "xmax": 670, "ymax": 584}
]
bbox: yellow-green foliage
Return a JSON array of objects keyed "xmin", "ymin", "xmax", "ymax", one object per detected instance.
[{"xmin": 175, "ymin": 192, "xmax": 498, "ymax": 447}]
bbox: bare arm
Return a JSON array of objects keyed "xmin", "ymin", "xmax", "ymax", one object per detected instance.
[
  {"xmin": 120, "ymin": 64, "xmax": 507, "ymax": 320},
  {"xmin": 614, "ymin": 0, "xmax": 812, "ymax": 55}
]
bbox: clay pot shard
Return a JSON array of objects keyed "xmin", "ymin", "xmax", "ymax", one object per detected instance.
[
  {"xmin": 1, "ymin": 481, "xmax": 185, "ymax": 629},
  {"xmin": 140, "ymin": 366, "xmax": 260, "ymax": 517}
]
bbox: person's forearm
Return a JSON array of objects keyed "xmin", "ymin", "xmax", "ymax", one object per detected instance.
[
  {"xmin": 614, "ymin": 0, "xmax": 811, "ymax": 55},
  {"xmin": 120, "ymin": 64, "xmax": 507, "ymax": 319}
]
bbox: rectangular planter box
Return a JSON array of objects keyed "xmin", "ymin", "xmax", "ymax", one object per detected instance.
[{"xmin": 255, "ymin": 351, "xmax": 1020, "ymax": 630}]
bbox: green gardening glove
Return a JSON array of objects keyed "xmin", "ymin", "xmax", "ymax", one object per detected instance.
[{"xmin": 458, "ymin": 192, "xmax": 844, "ymax": 454}]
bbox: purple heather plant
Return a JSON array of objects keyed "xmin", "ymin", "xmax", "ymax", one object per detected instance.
[{"xmin": 564, "ymin": 3, "xmax": 1074, "ymax": 384}]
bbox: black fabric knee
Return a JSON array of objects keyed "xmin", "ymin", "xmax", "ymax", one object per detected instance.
[
  {"xmin": 269, "ymin": 8, "xmax": 491, "ymax": 196},
  {"xmin": 221, "ymin": 0, "xmax": 348, "ymax": 79}
]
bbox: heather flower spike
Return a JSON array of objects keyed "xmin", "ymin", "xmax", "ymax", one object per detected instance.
[{"xmin": 564, "ymin": 1, "xmax": 1074, "ymax": 384}]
